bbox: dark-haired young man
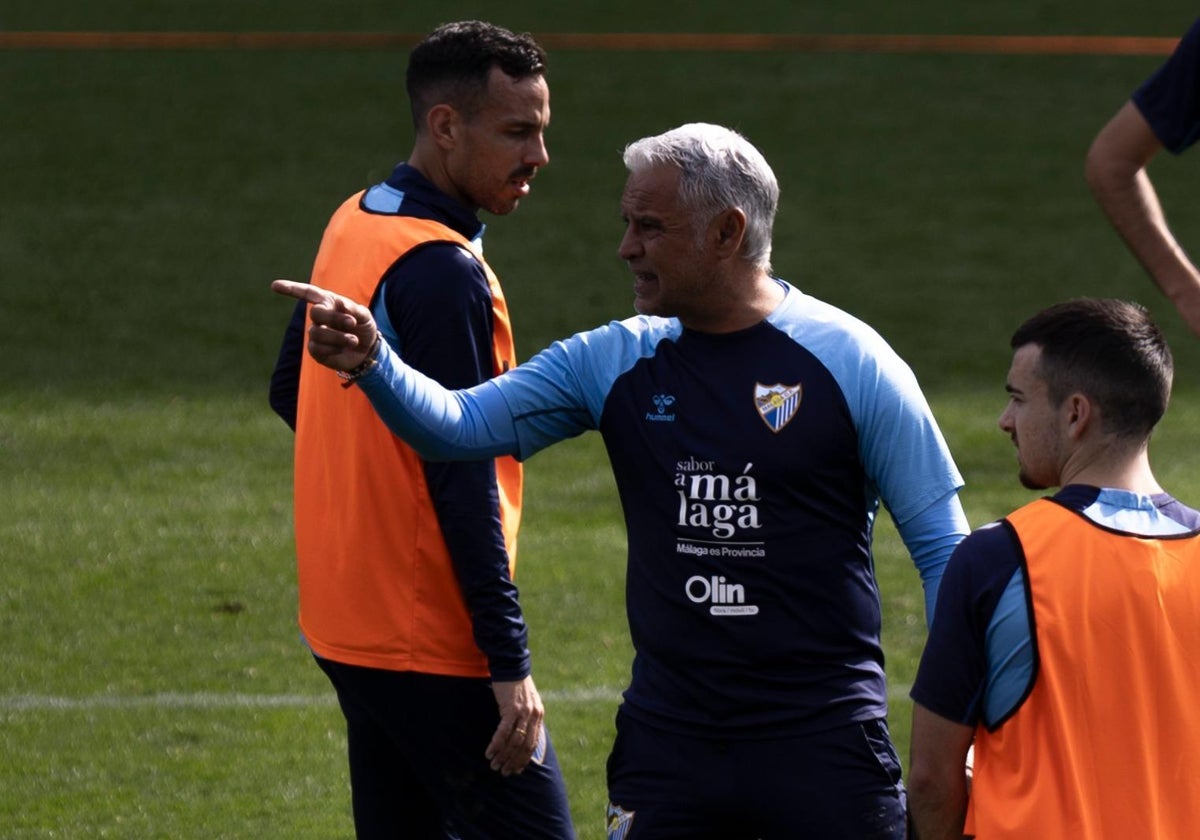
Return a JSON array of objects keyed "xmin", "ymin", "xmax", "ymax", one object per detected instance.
[
  {"xmin": 909, "ymin": 298, "xmax": 1200, "ymax": 838},
  {"xmin": 268, "ymin": 20, "xmax": 573, "ymax": 839}
]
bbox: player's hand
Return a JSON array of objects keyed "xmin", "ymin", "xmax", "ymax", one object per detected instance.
[
  {"xmin": 271, "ymin": 279, "xmax": 379, "ymax": 372},
  {"xmin": 485, "ymin": 676, "xmax": 546, "ymax": 776}
]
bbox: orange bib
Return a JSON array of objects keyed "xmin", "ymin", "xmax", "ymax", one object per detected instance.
[
  {"xmin": 293, "ymin": 193, "xmax": 522, "ymax": 676},
  {"xmin": 969, "ymin": 499, "xmax": 1200, "ymax": 837}
]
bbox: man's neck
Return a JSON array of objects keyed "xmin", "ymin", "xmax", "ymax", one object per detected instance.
[
  {"xmin": 1060, "ymin": 446, "xmax": 1162, "ymax": 495},
  {"xmin": 405, "ymin": 144, "xmax": 474, "ymax": 212},
  {"xmin": 681, "ymin": 271, "xmax": 783, "ymax": 334}
]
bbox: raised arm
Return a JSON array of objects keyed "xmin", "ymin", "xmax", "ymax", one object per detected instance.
[
  {"xmin": 1086, "ymin": 101, "xmax": 1200, "ymax": 335},
  {"xmin": 271, "ymin": 279, "xmax": 520, "ymax": 460}
]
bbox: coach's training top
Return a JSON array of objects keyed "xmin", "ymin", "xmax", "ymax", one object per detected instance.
[
  {"xmin": 357, "ymin": 282, "xmax": 967, "ymax": 736},
  {"xmin": 1134, "ymin": 15, "xmax": 1200, "ymax": 153},
  {"xmin": 912, "ymin": 486, "xmax": 1200, "ymax": 836}
]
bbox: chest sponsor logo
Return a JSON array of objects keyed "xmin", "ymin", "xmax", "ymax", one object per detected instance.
[
  {"xmin": 754, "ymin": 382, "xmax": 802, "ymax": 433},
  {"xmin": 685, "ymin": 574, "xmax": 759, "ymax": 616},
  {"xmin": 675, "ymin": 459, "xmax": 763, "ymax": 539}
]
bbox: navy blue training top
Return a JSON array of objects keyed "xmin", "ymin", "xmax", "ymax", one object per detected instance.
[
  {"xmin": 357, "ymin": 283, "xmax": 968, "ymax": 737},
  {"xmin": 1134, "ymin": 17, "xmax": 1200, "ymax": 153}
]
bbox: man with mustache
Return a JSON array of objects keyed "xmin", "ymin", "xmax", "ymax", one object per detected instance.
[{"xmin": 268, "ymin": 20, "xmax": 572, "ymax": 839}]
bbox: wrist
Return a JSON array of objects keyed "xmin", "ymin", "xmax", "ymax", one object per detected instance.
[{"xmin": 337, "ymin": 334, "xmax": 381, "ymax": 388}]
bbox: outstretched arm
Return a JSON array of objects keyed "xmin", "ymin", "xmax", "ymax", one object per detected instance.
[
  {"xmin": 271, "ymin": 279, "xmax": 520, "ymax": 460},
  {"xmin": 1086, "ymin": 101, "xmax": 1200, "ymax": 335}
]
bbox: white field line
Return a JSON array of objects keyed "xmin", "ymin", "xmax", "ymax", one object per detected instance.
[{"xmin": 0, "ymin": 684, "xmax": 913, "ymax": 712}]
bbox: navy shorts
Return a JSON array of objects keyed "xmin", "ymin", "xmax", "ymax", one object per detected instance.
[
  {"xmin": 316, "ymin": 656, "xmax": 575, "ymax": 840},
  {"xmin": 605, "ymin": 711, "xmax": 905, "ymax": 839}
]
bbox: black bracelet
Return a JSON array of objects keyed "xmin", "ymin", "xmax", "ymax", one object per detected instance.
[{"xmin": 337, "ymin": 335, "xmax": 381, "ymax": 388}]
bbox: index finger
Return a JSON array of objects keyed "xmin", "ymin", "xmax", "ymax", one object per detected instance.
[{"xmin": 271, "ymin": 278, "xmax": 331, "ymax": 306}]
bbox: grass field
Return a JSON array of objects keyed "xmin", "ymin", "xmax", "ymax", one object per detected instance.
[{"xmin": 5, "ymin": 2, "xmax": 1200, "ymax": 837}]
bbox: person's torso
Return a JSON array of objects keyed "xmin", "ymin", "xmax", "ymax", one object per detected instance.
[
  {"xmin": 293, "ymin": 189, "xmax": 521, "ymax": 676},
  {"xmin": 601, "ymin": 318, "xmax": 885, "ymax": 735},
  {"xmin": 970, "ymin": 497, "xmax": 1200, "ymax": 836}
]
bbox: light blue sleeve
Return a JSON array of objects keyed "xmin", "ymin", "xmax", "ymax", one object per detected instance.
[
  {"xmin": 356, "ymin": 341, "xmax": 522, "ymax": 460},
  {"xmin": 845, "ymin": 337, "xmax": 967, "ymax": 621},
  {"xmin": 356, "ymin": 316, "xmax": 679, "ymax": 462},
  {"xmin": 843, "ymin": 337, "xmax": 964, "ymax": 525},
  {"xmin": 895, "ymin": 489, "xmax": 970, "ymax": 624},
  {"xmin": 771, "ymin": 288, "xmax": 967, "ymax": 620},
  {"xmin": 769, "ymin": 289, "xmax": 965, "ymax": 525},
  {"xmin": 490, "ymin": 317, "xmax": 679, "ymax": 459},
  {"xmin": 983, "ymin": 568, "xmax": 1033, "ymax": 727}
]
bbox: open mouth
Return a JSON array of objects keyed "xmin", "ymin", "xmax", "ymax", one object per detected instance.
[
  {"xmin": 632, "ymin": 271, "xmax": 657, "ymax": 294},
  {"xmin": 511, "ymin": 169, "xmax": 536, "ymax": 195}
]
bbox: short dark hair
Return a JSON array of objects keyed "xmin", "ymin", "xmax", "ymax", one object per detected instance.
[
  {"xmin": 1011, "ymin": 297, "xmax": 1173, "ymax": 440},
  {"xmin": 406, "ymin": 21, "xmax": 547, "ymax": 130}
]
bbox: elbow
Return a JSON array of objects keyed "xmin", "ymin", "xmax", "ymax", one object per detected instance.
[
  {"xmin": 1084, "ymin": 137, "xmax": 1117, "ymax": 199},
  {"xmin": 1084, "ymin": 130, "xmax": 1148, "ymax": 202},
  {"xmin": 905, "ymin": 760, "xmax": 941, "ymax": 806},
  {"xmin": 906, "ymin": 760, "xmax": 968, "ymax": 837}
]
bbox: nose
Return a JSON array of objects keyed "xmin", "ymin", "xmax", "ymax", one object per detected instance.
[
  {"xmin": 526, "ymin": 132, "xmax": 549, "ymax": 168},
  {"xmin": 618, "ymin": 223, "xmax": 640, "ymax": 261},
  {"xmin": 997, "ymin": 403, "xmax": 1014, "ymax": 434}
]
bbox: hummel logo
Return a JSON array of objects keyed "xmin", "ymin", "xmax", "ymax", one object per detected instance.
[{"xmin": 646, "ymin": 394, "xmax": 677, "ymax": 423}]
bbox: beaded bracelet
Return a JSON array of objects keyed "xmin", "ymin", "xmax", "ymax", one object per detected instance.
[{"xmin": 337, "ymin": 335, "xmax": 381, "ymax": 389}]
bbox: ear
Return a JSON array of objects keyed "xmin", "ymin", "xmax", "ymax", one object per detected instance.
[
  {"xmin": 1063, "ymin": 392, "xmax": 1094, "ymax": 441},
  {"xmin": 425, "ymin": 103, "xmax": 460, "ymax": 150},
  {"xmin": 711, "ymin": 207, "xmax": 747, "ymax": 259}
]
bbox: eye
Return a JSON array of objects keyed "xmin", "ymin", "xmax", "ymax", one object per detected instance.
[{"xmin": 505, "ymin": 124, "xmax": 537, "ymax": 139}]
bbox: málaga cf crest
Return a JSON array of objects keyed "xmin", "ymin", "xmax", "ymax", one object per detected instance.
[{"xmin": 754, "ymin": 382, "xmax": 802, "ymax": 432}]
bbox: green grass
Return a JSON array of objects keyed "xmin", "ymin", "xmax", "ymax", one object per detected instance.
[{"xmin": 6, "ymin": 2, "xmax": 1200, "ymax": 837}]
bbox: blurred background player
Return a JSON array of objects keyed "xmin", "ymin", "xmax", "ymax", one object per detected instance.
[
  {"xmin": 1087, "ymin": 17, "xmax": 1200, "ymax": 336},
  {"xmin": 268, "ymin": 20, "xmax": 573, "ymax": 839}
]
